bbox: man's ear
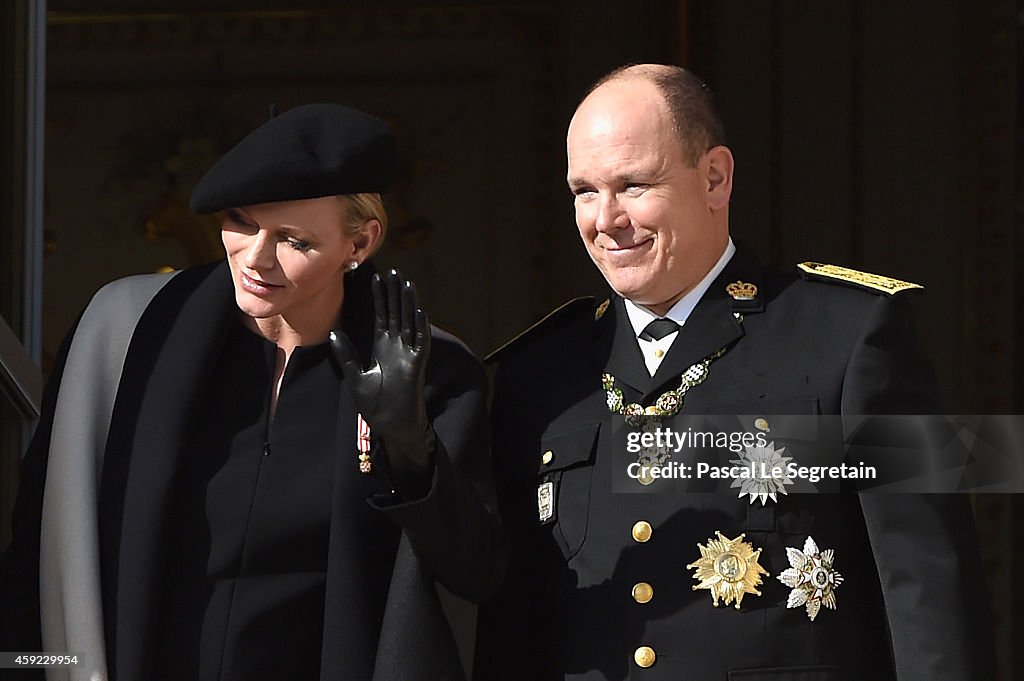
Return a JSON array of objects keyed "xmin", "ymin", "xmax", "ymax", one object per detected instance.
[{"xmin": 703, "ymin": 145, "xmax": 734, "ymax": 211}]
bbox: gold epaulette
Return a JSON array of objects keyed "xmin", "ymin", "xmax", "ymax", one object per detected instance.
[
  {"xmin": 797, "ymin": 262, "xmax": 924, "ymax": 295},
  {"xmin": 485, "ymin": 296, "xmax": 604, "ymax": 363}
]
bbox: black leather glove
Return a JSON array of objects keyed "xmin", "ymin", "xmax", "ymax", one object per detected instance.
[{"xmin": 330, "ymin": 269, "xmax": 435, "ymax": 493}]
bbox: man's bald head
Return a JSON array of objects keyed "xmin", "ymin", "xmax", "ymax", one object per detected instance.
[
  {"xmin": 583, "ymin": 64, "xmax": 726, "ymax": 167},
  {"xmin": 566, "ymin": 64, "xmax": 734, "ymax": 315}
]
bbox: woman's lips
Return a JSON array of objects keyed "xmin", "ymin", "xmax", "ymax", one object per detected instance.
[{"xmin": 239, "ymin": 271, "xmax": 283, "ymax": 296}]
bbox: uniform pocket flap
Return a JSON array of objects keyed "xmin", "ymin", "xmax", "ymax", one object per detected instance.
[
  {"xmin": 536, "ymin": 422, "xmax": 601, "ymax": 474},
  {"xmin": 702, "ymin": 397, "xmax": 821, "ymax": 441},
  {"xmin": 728, "ymin": 666, "xmax": 839, "ymax": 681}
]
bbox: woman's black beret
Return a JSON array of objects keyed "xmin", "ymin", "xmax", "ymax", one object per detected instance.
[{"xmin": 190, "ymin": 103, "xmax": 396, "ymax": 214}]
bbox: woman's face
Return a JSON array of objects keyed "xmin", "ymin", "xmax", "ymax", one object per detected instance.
[{"xmin": 221, "ymin": 196, "xmax": 362, "ymax": 324}]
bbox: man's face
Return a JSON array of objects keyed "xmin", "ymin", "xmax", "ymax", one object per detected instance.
[{"xmin": 567, "ymin": 79, "xmax": 728, "ymax": 313}]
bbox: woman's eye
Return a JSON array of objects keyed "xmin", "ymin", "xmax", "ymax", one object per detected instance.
[
  {"xmin": 286, "ymin": 238, "xmax": 312, "ymax": 252},
  {"xmin": 226, "ymin": 211, "xmax": 258, "ymax": 231}
]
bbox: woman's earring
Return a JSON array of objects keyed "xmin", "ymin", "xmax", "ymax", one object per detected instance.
[{"xmin": 348, "ymin": 261, "xmax": 360, "ymax": 271}]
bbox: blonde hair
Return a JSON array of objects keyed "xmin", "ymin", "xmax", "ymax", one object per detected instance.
[{"xmin": 339, "ymin": 192, "xmax": 388, "ymax": 256}]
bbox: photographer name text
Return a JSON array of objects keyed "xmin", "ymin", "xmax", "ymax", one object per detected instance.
[{"xmin": 625, "ymin": 461, "xmax": 877, "ymax": 483}]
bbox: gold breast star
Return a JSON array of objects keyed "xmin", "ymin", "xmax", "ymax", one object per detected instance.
[{"xmin": 687, "ymin": 531, "xmax": 769, "ymax": 610}]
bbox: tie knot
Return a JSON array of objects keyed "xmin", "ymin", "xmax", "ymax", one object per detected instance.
[{"xmin": 639, "ymin": 318, "xmax": 679, "ymax": 342}]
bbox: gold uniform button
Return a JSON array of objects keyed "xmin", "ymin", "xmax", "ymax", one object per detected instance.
[
  {"xmin": 541, "ymin": 450, "xmax": 554, "ymax": 465},
  {"xmin": 634, "ymin": 646, "xmax": 656, "ymax": 668},
  {"xmin": 632, "ymin": 582, "xmax": 654, "ymax": 604},
  {"xmin": 654, "ymin": 349, "xmax": 665, "ymax": 358},
  {"xmin": 631, "ymin": 520, "xmax": 653, "ymax": 543}
]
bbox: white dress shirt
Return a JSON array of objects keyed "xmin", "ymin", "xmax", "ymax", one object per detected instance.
[{"xmin": 624, "ymin": 238, "xmax": 736, "ymax": 376}]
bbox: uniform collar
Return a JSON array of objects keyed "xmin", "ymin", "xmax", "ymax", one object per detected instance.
[
  {"xmin": 595, "ymin": 239, "xmax": 762, "ymax": 401},
  {"xmin": 646, "ymin": 241, "xmax": 764, "ymax": 397},
  {"xmin": 623, "ymin": 237, "xmax": 736, "ymax": 336}
]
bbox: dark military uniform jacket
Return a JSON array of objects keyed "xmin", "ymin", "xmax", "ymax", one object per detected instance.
[
  {"xmin": 0, "ymin": 261, "xmax": 504, "ymax": 681},
  {"xmin": 475, "ymin": 246, "xmax": 992, "ymax": 681}
]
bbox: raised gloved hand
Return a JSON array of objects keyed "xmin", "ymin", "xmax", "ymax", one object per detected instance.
[{"xmin": 330, "ymin": 269, "xmax": 435, "ymax": 486}]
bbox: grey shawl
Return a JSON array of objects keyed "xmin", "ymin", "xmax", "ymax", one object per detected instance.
[{"xmin": 39, "ymin": 272, "xmax": 176, "ymax": 681}]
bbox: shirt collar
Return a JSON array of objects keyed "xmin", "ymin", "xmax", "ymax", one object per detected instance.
[{"xmin": 623, "ymin": 237, "xmax": 736, "ymax": 338}]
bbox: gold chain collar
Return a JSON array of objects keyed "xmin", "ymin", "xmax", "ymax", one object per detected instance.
[{"xmin": 603, "ymin": 347, "xmax": 727, "ymax": 426}]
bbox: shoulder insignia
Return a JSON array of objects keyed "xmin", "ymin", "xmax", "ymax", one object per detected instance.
[
  {"xmin": 797, "ymin": 262, "xmax": 923, "ymax": 295},
  {"xmin": 485, "ymin": 297, "xmax": 601, "ymax": 364}
]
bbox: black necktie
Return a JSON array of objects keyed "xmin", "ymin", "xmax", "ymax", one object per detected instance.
[{"xmin": 639, "ymin": 318, "xmax": 679, "ymax": 342}]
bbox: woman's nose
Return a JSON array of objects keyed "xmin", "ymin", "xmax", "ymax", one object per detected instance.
[{"xmin": 243, "ymin": 230, "xmax": 276, "ymax": 270}]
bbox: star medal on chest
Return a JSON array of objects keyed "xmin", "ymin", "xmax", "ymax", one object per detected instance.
[
  {"xmin": 687, "ymin": 531, "xmax": 769, "ymax": 610},
  {"xmin": 729, "ymin": 436, "xmax": 795, "ymax": 505},
  {"xmin": 777, "ymin": 536, "xmax": 843, "ymax": 621}
]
